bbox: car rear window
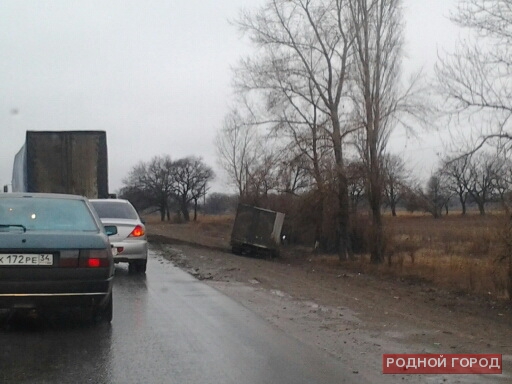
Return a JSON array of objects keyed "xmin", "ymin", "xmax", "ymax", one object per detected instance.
[
  {"xmin": 0, "ymin": 197, "xmax": 98, "ymax": 232},
  {"xmin": 91, "ymin": 201, "xmax": 139, "ymax": 220}
]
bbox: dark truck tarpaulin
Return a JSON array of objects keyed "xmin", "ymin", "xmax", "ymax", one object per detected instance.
[{"xmin": 12, "ymin": 131, "xmax": 109, "ymax": 199}]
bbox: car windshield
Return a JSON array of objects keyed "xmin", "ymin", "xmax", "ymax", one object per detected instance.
[
  {"xmin": 0, "ymin": 197, "xmax": 98, "ymax": 232},
  {"xmin": 91, "ymin": 201, "xmax": 139, "ymax": 220}
]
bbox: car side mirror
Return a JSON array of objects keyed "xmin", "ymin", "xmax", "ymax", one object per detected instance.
[{"xmin": 104, "ymin": 225, "xmax": 118, "ymax": 236}]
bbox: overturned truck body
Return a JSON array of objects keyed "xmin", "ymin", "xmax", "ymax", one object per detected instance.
[{"xmin": 230, "ymin": 204, "xmax": 285, "ymax": 257}]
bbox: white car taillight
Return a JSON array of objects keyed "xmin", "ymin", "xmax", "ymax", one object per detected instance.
[{"xmin": 128, "ymin": 225, "xmax": 145, "ymax": 238}]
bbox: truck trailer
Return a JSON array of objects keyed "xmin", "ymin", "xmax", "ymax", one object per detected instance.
[
  {"xmin": 12, "ymin": 131, "xmax": 109, "ymax": 199},
  {"xmin": 230, "ymin": 204, "xmax": 285, "ymax": 257}
]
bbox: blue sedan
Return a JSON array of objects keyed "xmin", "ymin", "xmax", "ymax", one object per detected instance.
[{"xmin": 0, "ymin": 193, "xmax": 115, "ymax": 322}]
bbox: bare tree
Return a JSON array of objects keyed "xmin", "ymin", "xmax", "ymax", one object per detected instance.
[
  {"xmin": 122, "ymin": 156, "xmax": 174, "ymax": 221},
  {"xmin": 235, "ymin": 0, "xmax": 357, "ymax": 259},
  {"xmin": 255, "ymin": 74, "xmax": 334, "ymax": 248},
  {"xmin": 381, "ymin": 153, "xmax": 409, "ymax": 216},
  {"xmin": 466, "ymin": 152, "xmax": 505, "ymax": 215},
  {"xmin": 440, "ymin": 155, "xmax": 471, "ymax": 215},
  {"xmin": 463, "ymin": 152, "xmax": 502, "ymax": 215},
  {"xmin": 275, "ymin": 151, "xmax": 313, "ymax": 195},
  {"xmin": 171, "ymin": 157, "xmax": 214, "ymax": 222},
  {"xmin": 436, "ymin": 0, "xmax": 512, "ymax": 149},
  {"xmin": 492, "ymin": 156, "xmax": 512, "ymax": 205},
  {"xmin": 245, "ymin": 145, "xmax": 281, "ymax": 205},
  {"xmin": 215, "ymin": 107, "xmax": 281, "ymax": 205},
  {"xmin": 422, "ymin": 174, "xmax": 452, "ymax": 219},
  {"xmin": 349, "ymin": 0, "xmax": 410, "ymax": 262},
  {"xmin": 118, "ymin": 185, "xmax": 152, "ymax": 212},
  {"xmin": 346, "ymin": 160, "xmax": 366, "ymax": 213},
  {"xmin": 215, "ymin": 109, "xmax": 261, "ymax": 198},
  {"xmin": 402, "ymin": 183, "xmax": 425, "ymax": 214},
  {"xmin": 264, "ymin": 78, "xmax": 335, "ymax": 249}
]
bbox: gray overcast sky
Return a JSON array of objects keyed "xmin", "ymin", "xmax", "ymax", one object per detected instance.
[{"xmin": 0, "ymin": 0, "xmax": 458, "ymax": 194}]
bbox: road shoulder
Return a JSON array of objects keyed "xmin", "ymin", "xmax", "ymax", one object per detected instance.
[{"xmin": 150, "ymin": 239, "xmax": 512, "ymax": 383}]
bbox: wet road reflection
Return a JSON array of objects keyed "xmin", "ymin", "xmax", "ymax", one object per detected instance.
[{"xmin": 0, "ymin": 250, "xmax": 357, "ymax": 384}]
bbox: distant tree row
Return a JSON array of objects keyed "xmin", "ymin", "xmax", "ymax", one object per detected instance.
[
  {"xmin": 332, "ymin": 148, "xmax": 512, "ymax": 219},
  {"xmin": 120, "ymin": 155, "xmax": 214, "ymax": 222},
  {"xmin": 414, "ymin": 149, "xmax": 512, "ymax": 218}
]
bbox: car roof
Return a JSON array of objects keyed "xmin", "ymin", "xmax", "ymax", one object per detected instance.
[{"xmin": 0, "ymin": 193, "xmax": 87, "ymax": 200}]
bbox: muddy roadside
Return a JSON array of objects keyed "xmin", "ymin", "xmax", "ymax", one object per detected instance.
[{"xmin": 148, "ymin": 230, "xmax": 512, "ymax": 383}]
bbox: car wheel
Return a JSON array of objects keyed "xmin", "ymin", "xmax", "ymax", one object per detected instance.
[
  {"xmin": 93, "ymin": 292, "xmax": 113, "ymax": 324},
  {"xmin": 103, "ymin": 292, "xmax": 113, "ymax": 323},
  {"xmin": 129, "ymin": 260, "xmax": 146, "ymax": 274},
  {"xmin": 136, "ymin": 259, "xmax": 147, "ymax": 274},
  {"xmin": 128, "ymin": 261, "xmax": 137, "ymax": 274}
]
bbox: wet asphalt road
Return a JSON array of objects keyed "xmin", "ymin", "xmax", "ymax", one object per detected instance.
[{"xmin": 0, "ymin": 249, "xmax": 360, "ymax": 384}]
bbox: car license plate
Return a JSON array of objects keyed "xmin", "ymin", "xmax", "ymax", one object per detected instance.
[{"xmin": 0, "ymin": 254, "xmax": 53, "ymax": 266}]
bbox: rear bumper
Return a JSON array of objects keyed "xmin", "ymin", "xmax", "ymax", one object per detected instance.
[
  {"xmin": 112, "ymin": 240, "xmax": 148, "ymax": 261},
  {"xmin": 0, "ymin": 277, "xmax": 113, "ymax": 309}
]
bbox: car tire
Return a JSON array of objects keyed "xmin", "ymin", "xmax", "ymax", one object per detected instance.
[
  {"xmin": 136, "ymin": 259, "xmax": 147, "ymax": 274},
  {"xmin": 93, "ymin": 292, "xmax": 113, "ymax": 324},
  {"xmin": 103, "ymin": 292, "xmax": 113, "ymax": 323},
  {"xmin": 129, "ymin": 259, "xmax": 147, "ymax": 274}
]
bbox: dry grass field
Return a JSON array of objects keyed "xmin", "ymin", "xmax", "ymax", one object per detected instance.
[
  {"xmin": 145, "ymin": 213, "xmax": 234, "ymax": 250},
  {"xmin": 380, "ymin": 213, "xmax": 511, "ymax": 300},
  {"xmin": 145, "ymin": 211, "xmax": 512, "ymax": 301}
]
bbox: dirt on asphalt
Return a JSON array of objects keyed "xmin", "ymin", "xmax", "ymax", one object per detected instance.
[{"xmin": 147, "ymin": 224, "xmax": 512, "ymax": 384}]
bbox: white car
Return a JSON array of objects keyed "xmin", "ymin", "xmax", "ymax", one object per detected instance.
[{"xmin": 90, "ymin": 199, "xmax": 148, "ymax": 274}]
